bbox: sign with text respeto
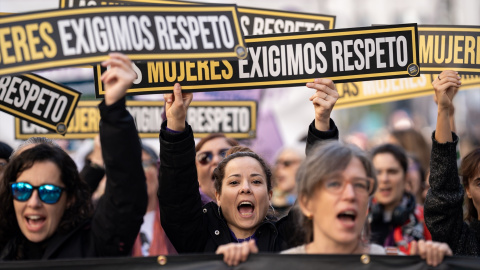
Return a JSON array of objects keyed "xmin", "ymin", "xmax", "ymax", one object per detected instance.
[
  {"xmin": 0, "ymin": 5, "xmax": 247, "ymax": 77},
  {"xmin": 0, "ymin": 74, "xmax": 81, "ymax": 134},
  {"xmin": 15, "ymin": 100, "xmax": 257, "ymax": 139},
  {"xmin": 94, "ymin": 23, "xmax": 419, "ymax": 97},
  {"xmin": 58, "ymin": 0, "xmax": 336, "ymax": 35},
  {"xmin": 419, "ymin": 25, "xmax": 480, "ymax": 74}
]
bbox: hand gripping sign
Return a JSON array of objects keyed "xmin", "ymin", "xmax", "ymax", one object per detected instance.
[
  {"xmin": 15, "ymin": 100, "xmax": 257, "ymax": 139},
  {"xmin": 0, "ymin": 5, "xmax": 247, "ymax": 77},
  {"xmin": 0, "ymin": 74, "xmax": 81, "ymax": 134},
  {"xmin": 94, "ymin": 23, "xmax": 420, "ymax": 97}
]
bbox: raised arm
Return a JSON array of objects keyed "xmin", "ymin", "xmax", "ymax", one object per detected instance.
[
  {"xmin": 424, "ymin": 70, "xmax": 469, "ymax": 254},
  {"xmin": 305, "ymin": 78, "xmax": 340, "ymax": 154},
  {"xmin": 92, "ymin": 53, "xmax": 148, "ymax": 256},
  {"xmin": 159, "ymin": 84, "xmax": 209, "ymax": 253}
]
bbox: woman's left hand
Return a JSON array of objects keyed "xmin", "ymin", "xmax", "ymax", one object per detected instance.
[
  {"xmin": 409, "ymin": 240, "xmax": 453, "ymax": 267},
  {"xmin": 215, "ymin": 239, "xmax": 258, "ymax": 266}
]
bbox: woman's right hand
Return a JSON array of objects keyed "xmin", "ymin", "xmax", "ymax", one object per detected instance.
[
  {"xmin": 215, "ymin": 239, "xmax": 258, "ymax": 266},
  {"xmin": 163, "ymin": 83, "xmax": 193, "ymax": 132},
  {"xmin": 307, "ymin": 78, "xmax": 339, "ymax": 131},
  {"xmin": 432, "ymin": 70, "xmax": 461, "ymax": 114}
]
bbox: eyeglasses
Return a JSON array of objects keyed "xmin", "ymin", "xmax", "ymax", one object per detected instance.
[
  {"xmin": 196, "ymin": 148, "xmax": 229, "ymax": 165},
  {"xmin": 10, "ymin": 182, "xmax": 65, "ymax": 204},
  {"xmin": 323, "ymin": 176, "xmax": 375, "ymax": 196},
  {"xmin": 275, "ymin": 159, "xmax": 301, "ymax": 168}
]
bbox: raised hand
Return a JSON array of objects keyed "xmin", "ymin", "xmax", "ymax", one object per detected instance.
[
  {"xmin": 101, "ymin": 53, "xmax": 137, "ymax": 106},
  {"xmin": 307, "ymin": 78, "xmax": 339, "ymax": 131},
  {"xmin": 164, "ymin": 83, "xmax": 193, "ymax": 132},
  {"xmin": 432, "ymin": 70, "xmax": 461, "ymax": 114}
]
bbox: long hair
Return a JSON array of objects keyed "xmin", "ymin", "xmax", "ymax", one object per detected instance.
[
  {"xmin": 0, "ymin": 144, "xmax": 93, "ymax": 254},
  {"xmin": 295, "ymin": 140, "xmax": 377, "ymax": 244},
  {"xmin": 460, "ymin": 148, "xmax": 480, "ymax": 222}
]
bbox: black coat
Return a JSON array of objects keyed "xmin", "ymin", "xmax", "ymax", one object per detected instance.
[
  {"xmin": 158, "ymin": 119, "xmax": 338, "ymax": 253},
  {"xmin": 1, "ymin": 98, "xmax": 147, "ymax": 260}
]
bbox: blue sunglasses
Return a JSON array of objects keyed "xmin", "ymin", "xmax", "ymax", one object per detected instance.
[{"xmin": 10, "ymin": 182, "xmax": 65, "ymax": 204}]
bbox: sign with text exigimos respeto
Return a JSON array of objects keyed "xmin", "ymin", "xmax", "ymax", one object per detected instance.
[
  {"xmin": 0, "ymin": 5, "xmax": 247, "ymax": 76},
  {"xmin": 15, "ymin": 100, "xmax": 257, "ymax": 139},
  {"xmin": 94, "ymin": 23, "xmax": 419, "ymax": 96},
  {"xmin": 1, "ymin": 74, "xmax": 81, "ymax": 134}
]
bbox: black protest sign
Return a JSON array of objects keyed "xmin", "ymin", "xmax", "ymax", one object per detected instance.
[
  {"xmin": 59, "ymin": 0, "xmax": 336, "ymax": 35},
  {"xmin": 94, "ymin": 24, "xmax": 419, "ymax": 97},
  {"xmin": 419, "ymin": 25, "xmax": 480, "ymax": 73},
  {"xmin": 1, "ymin": 74, "xmax": 80, "ymax": 134},
  {"xmin": 15, "ymin": 100, "xmax": 257, "ymax": 139},
  {"xmin": 0, "ymin": 5, "xmax": 246, "ymax": 77}
]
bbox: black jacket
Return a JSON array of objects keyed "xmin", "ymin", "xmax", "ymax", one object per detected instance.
[
  {"xmin": 424, "ymin": 132, "xmax": 480, "ymax": 256},
  {"xmin": 1, "ymin": 98, "xmax": 147, "ymax": 260},
  {"xmin": 158, "ymin": 119, "xmax": 338, "ymax": 253}
]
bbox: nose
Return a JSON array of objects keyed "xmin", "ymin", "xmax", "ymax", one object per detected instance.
[
  {"xmin": 240, "ymin": 180, "xmax": 251, "ymax": 194},
  {"xmin": 377, "ymin": 171, "xmax": 389, "ymax": 183},
  {"xmin": 26, "ymin": 190, "xmax": 42, "ymax": 208},
  {"xmin": 341, "ymin": 182, "xmax": 356, "ymax": 200},
  {"xmin": 211, "ymin": 152, "xmax": 223, "ymax": 166}
]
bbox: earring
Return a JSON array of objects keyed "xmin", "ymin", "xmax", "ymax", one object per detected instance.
[
  {"xmin": 269, "ymin": 203, "xmax": 276, "ymax": 216},
  {"xmin": 218, "ymin": 206, "xmax": 222, "ymax": 217}
]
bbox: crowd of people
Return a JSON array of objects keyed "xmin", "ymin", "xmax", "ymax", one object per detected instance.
[{"xmin": 0, "ymin": 53, "xmax": 477, "ymax": 267}]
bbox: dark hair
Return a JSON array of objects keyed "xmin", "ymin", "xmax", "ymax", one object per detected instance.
[
  {"xmin": 10, "ymin": 137, "xmax": 59, "ymax": 160},
  {"xmin": 296, "ymin": 140, "xmax": 377, "ymax": 244},
  {"xmin": 460, "ymin": 148, "xmax": 480, "ymax": 222},
  {"xmin": 0, "ymin": 141, "xmax": 13, "ymax": 161},
  {"xmin": 213, "ymin": 146, "xmax": 272, "ymax": 194},
  {"xmin": 371, "ymin": 143, "xmax": 408, "ymax": 175},
  {"xmin": 0, "ymin": 144, "xmax": 93, "ymax": 253},
  {"xmin": 195, "ymin": 133, "xmax": 238, "ymax": 152}
]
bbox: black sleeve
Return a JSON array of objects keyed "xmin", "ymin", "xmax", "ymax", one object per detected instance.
[
  {"xmin": 306, "ymin": 118, "xmax": 339, "ymax": 155},
  {"xmin": 424, "ymin": 131, "xmax": 471, "ymax": 254},
  {"xmin": 91, "ymin": 98, "xmax": 148, "ymax": 256},
  {"xmin": 79, "ymin": 160, "xmax": 105, "ymax": 194},
  {"xmin": 158, "ymin": 121, "xmax": 207, "ymax": 253}
]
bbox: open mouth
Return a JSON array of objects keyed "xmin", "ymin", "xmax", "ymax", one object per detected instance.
[
  {"xmin": 378, "ymin": 187, "xmax": 392, "ymax": 195},
  {"xmin": 237, "ymin": 201, "xmax": 255, "ymax": 218},
  {"xmin": 337, "ymin": 210, "xmax": 357, "ymax": 223},
  {"xmin": 25, "ymin": 215, "xmax": 46, "ymax": 230}
]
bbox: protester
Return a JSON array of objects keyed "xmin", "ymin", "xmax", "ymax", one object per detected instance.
[
  {"xmin": 0, "ymin": 53, "xmax": 147, "ymax": 260},
  {"xmin": 271, "ymin": 144, "xmax": 305, "ymax": 217},
  {"xmin": 195, "ymin": 134, "xmax": 238, "ymax": 204},
  {"xmin": 405, "ymin": 154, "xmax": 427, "ymax": 205},
  {"xmin": 369, "ymin": 143, "xmax": 431, "ymax": 252},
  {"xmin": 424, "ymin": 70, "xmax": 480, "ymax": 255},
  {"xmin": 158, "ymin": 77, "xmax": 345, "ymax": 256},
  {"xmin": 0, "ymin": 141, "xmax": 13, "ymax": 179}
]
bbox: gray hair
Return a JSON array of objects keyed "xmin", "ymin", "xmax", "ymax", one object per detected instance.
[{"xmin": 10, "ymin": 137, "xmax": 59, "ymax": 160}]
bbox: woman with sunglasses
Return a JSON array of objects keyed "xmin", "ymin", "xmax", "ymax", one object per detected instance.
[
  {"xmin": 195, "ymin": 134, "xmax": 239, "ymax": 205},
  {"xmin": 0, "ymin": 53, "xmax": 147, "ymax": 260},
  {"xmin": 159, "ymin": 78, "xmax": 343, "ymax": 254}
]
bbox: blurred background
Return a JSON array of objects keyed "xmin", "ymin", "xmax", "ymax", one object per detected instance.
[{"xmin": 1, "ymin": 0, "xmax": 480, "ymax": 166}]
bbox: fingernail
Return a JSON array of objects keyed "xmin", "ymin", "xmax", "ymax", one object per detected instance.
[
  {"xmin": 306, "ymin": 83, "xmax": 313, "ymax": 87},
  {"xmin": 314, "ymin": 78, "xmax": 320, "ymax": 83}
]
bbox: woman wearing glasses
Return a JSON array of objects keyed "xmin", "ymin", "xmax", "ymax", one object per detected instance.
[
  {"xmin": 159, "ymin": 78, "xmax": 341, "ymax": 254},
  {"xmin": 195, "ymin": 134, "xmax": 238, "ymax": 205},
  {"xmin": 0, "ymin": 53, "xmax": 147, "ymax": 260}
]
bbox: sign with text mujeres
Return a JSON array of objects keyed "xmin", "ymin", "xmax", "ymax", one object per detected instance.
[
  {"xmin": 334, "ymin": 73, "xmax": 480, "ymax": 109},
  {"xmin": 0, "ymin": 5, "xmax": 246, "ymax": 76},
  {"xmin": 58, "ymin": 0, "xmax": 336, "ymax": 35},
  {"xmin": 0, "ymin": 74, "xmax": 80, "ymax": 134},
  {"xmin": 94, "ymin": 23, "xmax": 419, "ymax": 97},
  {"xmin": 419, "ymin": 25, "xmax": 480, "ymax": 74},
  {"xmin": 15, "ymin": 100, "xmax": 257, "ymax": 139}
]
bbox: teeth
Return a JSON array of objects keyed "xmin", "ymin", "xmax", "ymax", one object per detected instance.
[
  {"xmin": 239, "ymin": 202, "xmax": 253, "ymax": 207},
  {"xmin": 341, "ymin": 211, "xmax": 355, "ymax": 216},
  {"xmin": 27, "ymin": 215, "xmax": 42, "ymax": 220}
]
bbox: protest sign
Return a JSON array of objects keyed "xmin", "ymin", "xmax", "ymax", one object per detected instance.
[
  {"xmin": 420, "ymin": 25, "xmax": 480, "ymax": 74},
  {"xmin": 334, "ymin": 73, "xmax": 480, "ymax": 109},
  {"xmin": 0, "ymin": 74, "xmax": 80, "ymax": 134},
  {"xmin": 15, "ymin": 100, "xmax": 257, "ymax": 139},
  {"xmin": 59, "ymin": 0, "xmax": 336, "ymax": 36},
  {"xmin": 0, "ymin": 5, "xmax": 246, "ymax": 76},
  {"xmin": 94, "ymin": 23, "xmax": 419, "ymax": 97}
]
